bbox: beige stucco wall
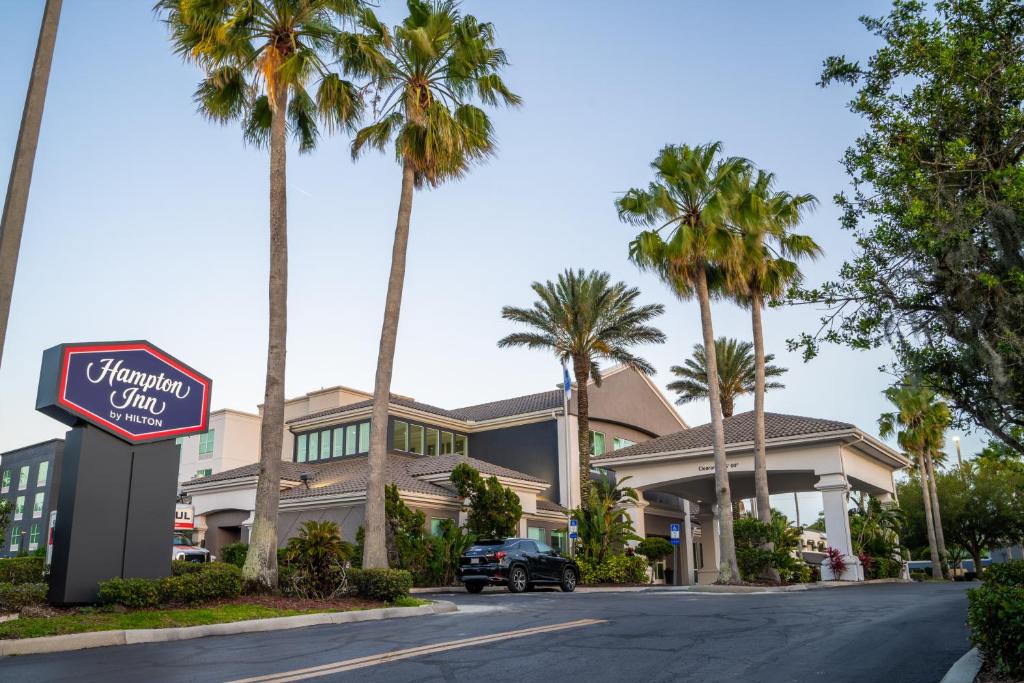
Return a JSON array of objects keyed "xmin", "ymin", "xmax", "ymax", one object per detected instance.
[{"xmin": 579, "ymin": 368, "xmax": 685, "ymax": 437}]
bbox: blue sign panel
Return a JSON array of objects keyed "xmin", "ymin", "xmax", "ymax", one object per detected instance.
[
  {"xmin": 37, "ymin": 341, "xmax": 212, "ymax": 445},
  {"xmin": 670, "ymin": 523, "xmax": 681, "ymax": 546},
  {"xmin": 569, "ymin": 518, "xmax": 578, "ymax": 539}
]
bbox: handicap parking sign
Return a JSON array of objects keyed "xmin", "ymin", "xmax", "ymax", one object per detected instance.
[
  {"xmin": 670, "ymin": 523, "xmax": 681, "ymax": 545},
  {"xmin": 569, "ymin": 518, "xmax": 578, "ymax": 540}
]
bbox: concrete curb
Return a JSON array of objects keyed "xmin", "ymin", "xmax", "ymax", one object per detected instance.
[
  {"xmin": 0, "ymin": 600, "xmax": 457, "ymax": 657},
  {"xmin": 940, "ymin": 648, "xmax": 982, "ymax": 683}
]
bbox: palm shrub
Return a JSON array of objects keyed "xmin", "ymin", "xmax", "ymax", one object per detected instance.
[
  {"xmin": 344, "ymin": 0, "xmax": 521, "ymax": 569},
  {"xmin": 573, "ymin": 473, "xmax": 640, "ymax": 563},
  {"xmin": 156, "ymin": 0, "xmax": 368, "ymax": 590},
  {"xmin": 668, "ymin": 338, "xmax": 786, "ymax": 417},
  {"xmin": 281, "ymin": 520, "xmax": 354, "ymax": 599},
  {"xmin": 450, "ymin": 463, "xmax": 522, "ymax": 538},
  {"xmin": 423, "ymin": 519, "xmax": 475, "ymax": 587},
  {"xmin": 499, "ymin": 269, "xmax": 665, "ymax": 507}
]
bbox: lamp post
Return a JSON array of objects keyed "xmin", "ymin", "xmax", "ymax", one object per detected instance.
[{"xmin": 953, "ymin": 436, "xmax": 963, "ymax": 468}]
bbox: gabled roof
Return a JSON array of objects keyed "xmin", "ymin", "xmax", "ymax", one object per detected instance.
[
  {"xmin": 182, "ymin": 453, "xmax": 546, "ymax": 501},
  {"xmin": 595, "ymin": 411, "xmax": 855, "ymax": 460}
]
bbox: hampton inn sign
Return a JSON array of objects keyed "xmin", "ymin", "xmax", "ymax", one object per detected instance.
[{"xmin": 36, "ymin": 340, "xmax": 212, "ymax": 603}]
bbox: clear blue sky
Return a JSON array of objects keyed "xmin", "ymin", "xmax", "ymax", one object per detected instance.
[{"xmin": 0, "ymin": 0, "xmax": 986, "ymax": 501}]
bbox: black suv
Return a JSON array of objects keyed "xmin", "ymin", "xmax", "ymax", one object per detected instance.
[{"xmin": 457, "ymin": 538, "xmax": 579, "ymax": 593}]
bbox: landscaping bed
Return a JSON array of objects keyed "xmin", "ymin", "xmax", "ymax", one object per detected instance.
[{"xmin": 0, "ymin": 594, "xmax": 428, "ymax": 640}]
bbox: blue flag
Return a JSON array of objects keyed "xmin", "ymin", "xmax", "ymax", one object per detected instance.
[{"xmin": 562, "ymin": 361, "xmax": 572, "ymax": 401}]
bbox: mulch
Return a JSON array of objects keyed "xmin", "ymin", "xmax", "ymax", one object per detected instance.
[{"xmin": 212, "ymin": 594, "xmax": 384, "ymax": 612}]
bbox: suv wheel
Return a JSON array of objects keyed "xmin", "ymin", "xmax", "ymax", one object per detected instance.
[
  {"xmin": 465, "ymin": 582, "xmax": 485, "ymax": 594},
  {"xmin": 508, "ymin": 566, "xmax": 528, "ymax": 593},
  {"xmin": 560, "ymin": 567, "xmax": 578, "ymax": 592}
]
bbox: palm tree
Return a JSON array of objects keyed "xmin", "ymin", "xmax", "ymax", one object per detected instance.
[
  {"xmin": 498, "ymin": 269, "xmax": 666, "ymax": 508},
  {"xmin": 729, "ymin": 169, "xmax": 820, "ymax": 581},
  {"xmin": 158, "ymin": 0, "xmax": 365, "ymax": 589},
  {"xmin": 617, "ymin": 141, "xmax": 748, "ymax": 582},
  {"xmin": 668, "ymin": 338, "xmax": 786, "ymax": 417},
  {"xmin": 573, "ymin": 472, "xmax": 641, "ymax": 563},
  {"xmin": 0, "ymin": 0, "xmax": 62, "ymax": 370},
  {"xmin": 343, "ymin": 0, "xmax": 520, "ymax": 569},
  {"xmin": 879, "ymin": 378, "xmax": 952, "ymax": 579}
]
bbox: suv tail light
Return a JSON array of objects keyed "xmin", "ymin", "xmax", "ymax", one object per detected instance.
[{"xmin": 493, "ymin": 551, "xmax": 506, "ymax": 561}]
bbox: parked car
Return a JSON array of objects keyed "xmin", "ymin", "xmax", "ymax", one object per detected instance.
[
  {"xmin": 457, "ymin": 538, "xmax": 579, "ymax": 593},
  {"xmin": 173, "ymin": 533, "xmax": 212, "ymax": 563}
]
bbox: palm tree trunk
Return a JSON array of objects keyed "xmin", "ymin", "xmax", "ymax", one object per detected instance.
[
  {"xmin": 917, "ymin": 454, "xmax": 942, "ymax": 579},
  {"xmin": 243, "ymin": 83, "xmax": 289, "ymax": 590},
  {"xmin": 924, "ymin": 451, "xmax": 950, "ymax": 579},
  {"xmin": 573, "ymin": 356, "xmax": 592, "ymax": 510},
  {"xmin": 750, "ymin": 291, "xmax": 780, "ymax": 582},
  {"xmin": 0, "ymin": 0, "xmax": 61, "ymax": 370},
  {"xmin": 695, "ymin": 264, "xmax": 739, "ymax": 582},
  {"xmin": 363, "ymin": 158, "xmax": 416, "ymax": 569}
]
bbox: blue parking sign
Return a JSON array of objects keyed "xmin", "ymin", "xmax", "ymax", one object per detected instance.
[
  {"xmin": 569, "ymin": 518, "xmax": 578, "ymax": 540},
  {"xmin": 670, "ymin": 523, "xmax": 681, "ymax": 546}
]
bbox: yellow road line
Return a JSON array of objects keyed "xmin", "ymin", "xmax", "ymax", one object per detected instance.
[{"xmin": 226, "ymin": 618, "xmax": 607, "ymax": 683}]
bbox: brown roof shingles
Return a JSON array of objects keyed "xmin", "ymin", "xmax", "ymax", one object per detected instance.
[{"xmin": 595, "ymin": 411, "xmax": 855, "ymax": 460}]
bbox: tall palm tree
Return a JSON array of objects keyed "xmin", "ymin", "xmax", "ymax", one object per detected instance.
[
  {"xmin": 668, "ymin": 337, "xmax": 786, "ymax": 417},
  {"xmin": 498, "ymin": 269, "xmax": 666, "ymax": 508},
  {"xmin": 617, "ymin": 141, "xmax": 748, "ymax": 582},
  {"xmin": 158, "ymin": 0, "xmax": 365, "ymax": 589},
  {"xmin": 344, "ymin": 0, "xmax": 520, "ymax": 569},
  {"xmin": 729, "ymin": 169, "xmax": 820, "ymax": 580},
  {"xmin": 879, "ymin": 378, "xmax": 951, "ymax": 579},
  {"xmin": 0, "ymin": 0, "xmax": 62, "ymax": 370}
]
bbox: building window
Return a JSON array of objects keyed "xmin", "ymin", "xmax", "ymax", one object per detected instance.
[
  {"xmin": 441, "ymin": 431, "xmax": 454, "ymax": 455},
  {"xmin": 1, "ymin": 470, "xmax": 9, "ymax": 494},
  {"xmin": 392, "ymin": 421, "xmax": 408, "ymax": 452},
  {"xmin": 296, "ymin": 434, "xmax": 308, "ymax": 463},
  {"xmin": 430, "ymin": 518, "xmax": 446, "ymax": 537},
  {"xmin": 36, "ymin": 461, "xmax": 49, "ymax": 487},
  {"xmin": 454, "ymin": 434, "xmax": 467, "ymax": 456},
  {"xmin": 613, "ymin": 437, "xmax": 635, "ymax": 450},
  {"xmin": 590, "ymin": 431, "xmax": 605, "ymax": 456},
  {"xmin": 331, "ymin": 428, "xmax": 343, "ymax": 458},
  {"xmin": 358, "ymin": 422, "xmax": 370, "ymax": 453},
  {"xmin": 198, "ymin": 429, "xmax": 216, "ymax": 457},
  {"xmin": 9, "ymin": 526, "xmax": 19, "ymax": 552},
  {"xmin": 320, "ymin": 430, "xmax": 332, "ymax": 460},
  {"xmin": 308, "ymin": 431, "xmax": 320, "ymax": 462},
  {"xmin": 18, "ymin": 466, "xmax": 29, "ymax": 491},
  {"xmin": 14, "ymin": 496, "xmax": 24, "ymax": 521},
  {"xmin": 195, "ymin": 469, "xmax": 212, "ymax": 479},
  {"xmin": 409, "ymin": 424, "xmax": 424, "ymax": 455},
  {"xmin": 28, "ymin": 524, "xmax": 40, "ymax": 551},
  {"xmin": 527, "ymin": 527, "xmax": 544, "ymax": 542},
  {"xmin": 426, "ymin": 428, "xmax": 439, "ymax": 456},
  {"xmin": 32, "ymin": 493, "xmax": 44, "ymax": 518},
  {"xmin": 345, "ymin": 425, "xmax": 357, "ymax": 455},
  {"xmin": 551, "ymin": 530, "xmax": 566, "ymax": 552}
]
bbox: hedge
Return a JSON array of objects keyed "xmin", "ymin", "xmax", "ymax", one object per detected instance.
[
  {"xmin": 220, "ymin": 542, "xmax": 249, "ymax": 569},
  {"xmin": 97, "ymin": 577, "xmax": 162, "ymax": 609},
  {"xmin": 968, "ymin": 582, "xmax": 1024, "ymax": 678},
  {"xmin": 982, "ymin": 560, "xmax": 1024, "ymax": 587},
  {"xmin": 347, "ymin": 568, "xmax": 412, "ymax": 602},
  {"xmin": 98, "ymin": 563, "xmax": 243, "ymax": 608},
  {"xmin": 0, "ymin": 556, "xmax": 45, "ymax": 584},
  {"xmin": 0, "ymin": 582, "xmax": 47, "ymax": 611},
  {"xmin": 578, "ymin": 555, "xmax": 647, "ymax": 585}
]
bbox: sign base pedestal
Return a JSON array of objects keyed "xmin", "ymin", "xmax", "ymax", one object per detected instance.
[{"xmin": 48, "ymin": 424, "xmax": 178, "ymax": 605}]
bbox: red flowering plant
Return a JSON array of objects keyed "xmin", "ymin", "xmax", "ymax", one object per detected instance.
[{"xmin": 825, "ymin": 547, "xmax": 848, "ymax": 579}]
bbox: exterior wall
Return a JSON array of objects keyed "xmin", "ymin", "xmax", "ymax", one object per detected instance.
[
  {"xmin": 580, "ymin": 367, "xmax": 686, "ymax": 437},
  {"xmin": 177, "ymin": 410, "xmax": 261, "ymax": 485},
  {"xmin": 588, "ymin": 419, "xmax": 654, "ymax": 457},
  {"xmin": 202, "ymin": 509, "xmax": 249, "ymax": 558},
  {"xmin": 0, "ymin": 440, "xmax": 60, "ymax": 558},
  {"xmin": 278, "ymin": 505, "xmax": 366, "ymax": 545},
  {"xmin": 469, "ymin": 420, "xmax": 561, "ymax": 502}
]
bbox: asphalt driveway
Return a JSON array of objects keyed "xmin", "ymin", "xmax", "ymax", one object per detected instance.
[{"xmin": 0, "ymin": 581, "xmax": 971, "ymax": 682}]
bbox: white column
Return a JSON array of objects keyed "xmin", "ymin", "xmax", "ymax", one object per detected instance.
[
  {"xmin": 695, "ymin": 505, "xmax": 721, "ymax": 585},
  {"xmin": 556, "ymin": 413, "xmax": 582, "ymax": 510},
  {"xmin": 680, "ymin": 500, "xmax": 695, "ymax": 586},
  {"xmin": 624, "ymin": 499, "xmax": 647, "ymax": 548},
  {"xmin": 815, "ymin": 474, "xmax": 864, "ymax": 581}
]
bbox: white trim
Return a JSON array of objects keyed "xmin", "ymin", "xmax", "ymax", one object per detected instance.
[{"xmin": 416, "ymin": 472, "xmax": 549, "ymax": 493}]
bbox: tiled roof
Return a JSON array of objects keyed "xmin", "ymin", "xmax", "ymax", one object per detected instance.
[
  {"xmin": 536, "ymin": 498, "xmax": 566, "ymax": 513},
  {"xmin": 451, "ymin": 390, "xmax": 564, "ymax": 421},
  {"xmin": 286, "ymin": 389, "xmax": 564, "ymax": 425},
  {"xmin": 595, "ymin": 411, "xmax": 855, "ymax": 460},
  {"xmin": 182, "ymin": 454, "xmax": 546, "ymax": 501},
  {"xmin": 405, "ymin": 454, "xmax": 547, "ymax": 484}
]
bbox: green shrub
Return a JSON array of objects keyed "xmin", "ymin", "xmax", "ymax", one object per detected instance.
[
  {"xmin": 983, "ymin": 560, "xmax": 1024, "ymax": 587},
  {"xmin": 577, "ymin": 555, "xmax": 647, "ymax": 585},
  {"xmin": 220, "ymin": 542, "xmax": 249, "ymax": 569},
  {"xmin": 170, "ymin": 560, "xmax": 207, "ymax": 575},
  {"xmin": 871, "ymin": 556, "xmax": 903, "ymax": 580},
  {"xmin": 0, "ymin": 556, "xmax": 45, "ymax": 584},
  {"xmin": 161, "ymin": 563, "xmax": 242, "ymax": 604},
  {"xmin": 348, "ymin": 568, "xmax": 413, "ymax": 602},
  {"xmin": 0, "ymin": 582, "xmax": 47, "ymax": 611},
  {"xmin": 968, "ymin": 583, "xmax": 1024, "ymax": 678},
  {"xmin": 98, "ymin": 577, "xmax": 162, "ymax": 608},
  {"xmin": 280, "ymin": 521, "xmax": 353, "ymax": 599}
]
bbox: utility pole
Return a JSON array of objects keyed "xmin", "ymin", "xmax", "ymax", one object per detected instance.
[{"xmin": 0, "ymin": 0, "xmax": 62, "ymax": 370}]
